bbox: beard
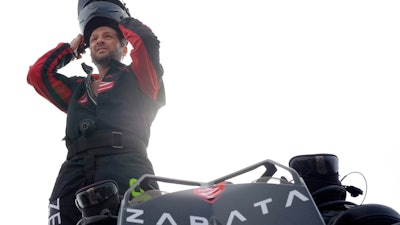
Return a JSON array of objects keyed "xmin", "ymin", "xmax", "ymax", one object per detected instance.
[
  {"xmin": 91, "ymin": 48, "xmax": 122, "ymax": 66},
  {"xmin": 92, "ymin": 54, "xmax": 112, "ymax": 66}
]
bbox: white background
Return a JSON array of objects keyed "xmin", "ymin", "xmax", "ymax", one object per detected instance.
[{"xmin": 1, "ymin": 1, "xmax": 399, "ymax": 224}]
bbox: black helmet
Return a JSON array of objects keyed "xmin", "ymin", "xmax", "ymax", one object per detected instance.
[{"xmin": 78, "ymin": 0, "xmax": 130, "ymax": 44}]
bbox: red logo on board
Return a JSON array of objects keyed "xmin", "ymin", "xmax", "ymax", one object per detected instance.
[{"xmin": 193, "ymin": 182, "xmax": 227, "ymax": 204}]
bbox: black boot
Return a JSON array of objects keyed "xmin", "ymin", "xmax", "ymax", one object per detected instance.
[
  {"xmin": 289, "ymin": 154, "xmax": 352, "ymax": 224},
  {"xmin": 289, "ymin": 154, "xmax": 341, "ymax": 192},
  {"xmin": 75, "ymin": 180, "xmax": 120, "ymax": 225},
  {"xmin": 289, "ymin": 154, "xmax": 400, "ymax": 225},
  {"xmin": 289, "ymin": 153, "xmax": 346, "ymax": 201}
]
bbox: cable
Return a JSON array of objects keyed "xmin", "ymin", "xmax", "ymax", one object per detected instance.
[{"xmin": 340, "ymin": 171, "xmax": 367, "ymax": 205}]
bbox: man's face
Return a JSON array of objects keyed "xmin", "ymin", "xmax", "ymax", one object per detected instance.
[{"xmin": 89, "ymin": 26, "xmax": 126, "ymax": 65}]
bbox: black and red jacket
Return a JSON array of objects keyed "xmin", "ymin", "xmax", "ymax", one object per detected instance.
[{"xmin": 27, "ymin": 17, "xmax": 165, "ymax": 148}]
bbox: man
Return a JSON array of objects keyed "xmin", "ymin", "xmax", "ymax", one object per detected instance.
[{"xmin": 27, "ymin": 2, "xmax": 165, "ymax": 224}]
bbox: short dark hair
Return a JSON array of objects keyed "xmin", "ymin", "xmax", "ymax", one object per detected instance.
[{"xmin": 84, "ymin": 17, "xmax": 126, "ymax": 46}]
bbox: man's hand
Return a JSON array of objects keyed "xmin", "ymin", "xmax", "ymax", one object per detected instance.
[{"xmin": 70, "ymin": 34, "xmax": 86, "ymax": 59}]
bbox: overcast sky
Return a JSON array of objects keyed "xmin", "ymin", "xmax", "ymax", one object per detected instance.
[{"xmin": 2, "ymin": 0, "xmax": 400, "ymax": 224}]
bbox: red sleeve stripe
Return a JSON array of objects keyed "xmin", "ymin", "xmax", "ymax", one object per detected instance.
[
  {"xmin": 27, "ymin": 43, "xmax": 75, "ymax": 112},
  {"xmin": 120, "ymin": 25, "xmax": 160, "ymax": 100}
]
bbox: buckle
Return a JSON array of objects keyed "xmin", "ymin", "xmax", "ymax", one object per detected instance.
[{"xmin": 112, "ymin": 131, "xmax": 123, "ymax": 149}]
